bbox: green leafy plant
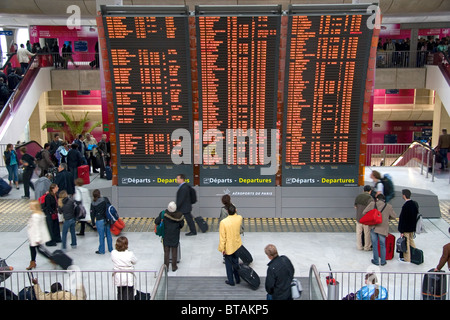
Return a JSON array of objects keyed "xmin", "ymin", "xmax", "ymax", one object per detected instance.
[{"xmin": 41, "ymin": 111, "xmax": 102, "ymax": 142}]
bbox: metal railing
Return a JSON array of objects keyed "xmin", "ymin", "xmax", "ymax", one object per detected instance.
[
  {"xmin": 0, "ymin": 268, "xmax": 163, "ymax": 300},
  {"xmin": 315, "ymin": 269, "xmax": 449, "ymax": 300},
  {"xmin": 365, "ymin": 143, "xmax": 410, "ymax": 167},
  {"xmin": 376, "ymin": 50, "xmax": 432, "ymax": 68},
  {"xmin": 308, "ymin": 264, "xmax": 326, "ymax": 300}
]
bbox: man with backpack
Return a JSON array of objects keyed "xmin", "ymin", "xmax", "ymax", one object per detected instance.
[
  {"xmin": 176, "ymin": 174, "xmax": 196, "ymax": 236},
  {"xmin": 370, "ymin": 170, "xmax": 395, "ymax": 203}
]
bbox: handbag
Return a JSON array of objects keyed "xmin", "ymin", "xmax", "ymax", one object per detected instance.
[
  {"xmin": 360, "ymin": 202, "xmax": 386, "ymax": 225},
  {"xmin": 291, "ymin": 278, "xmax": 303, "ymax": 299},
  {"xmin": 396, "ymin": 236, "xmax": 407, "ymax": 253}
]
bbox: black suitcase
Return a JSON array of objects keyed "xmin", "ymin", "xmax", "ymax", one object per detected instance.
[
  {"xmin": 422, "ymin": 269, "xmax": 447, "ymax": 300},
  {"xmin": 195, "ymin": 216, "xmax": 208, "ymax": 233},
  {"xmin": 0, "ymin": 178, "xmax": 11, "ymax": 197},
  {"xmin": 235, "ymin": 263, "xmax": 260, "ymax": 290},
  {"xmin": 40, "ymin": 246, "xmax": 73, "ymax": 270},
  {"xmin": 410, "ymin": 246, "xmax": 424, "ymax": 265},
  {"xmin": 235, "ymin": 245, "xmax": 253, "ymax": 265}
]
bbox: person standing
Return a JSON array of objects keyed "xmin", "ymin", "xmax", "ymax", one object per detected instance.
[
  {"xmin": 91, "ymin": 189, "xmax": 113, "ymax": 254},
  {"xmin": 74, "ymin": 178, "xmax": 94, "ymax": 236},
  {"xmin": 3, "ymin": 143, "xmax": 19, "ymax": 190},
  {"xmin": 264, "ymin": 244, "xmax": 295, "ymax": 300},
  {"xmin": 437, "ymin": 128, "xmax": 449, "ymax": 170},
  {"xmin": 434, "ymin": 228, "xmax": 450, "ymax": 271},
  {"xmin": 26, "ymin": 200, "xmax": 52, "ymax": 270},
  {"xmin": 397, "ymin": 189, "xmax": 419, "ymax": 263},
  {"xmin": 54, "ymin": 163, "xmax": 75, "ymax": 196},
  {"xmin": 218, "ymin": 204, "xmax": 242, "ymax": 286},
  {"xmin": 43, "ymin": 183, "xmax": 61, "ymax": 246},
  {"xmin": 19, "ymin": 146, "xmax": 36, "ymax": 199},
  {"xmin": 369, "ymin": 170, "xmax": 384, "ymax": 199},
  {"xmin": 84, "ymin": 133, "xmax": 98, "ymax": 174},
  {"xmin": 111, "ymin": 236, "xmax": 137, "ymax": 300},
  {"xmin": 354, "ymin": 185, "xmax": 374, "ymax": 251},
  {"xmin": 98, "ymin": 134, "xmax": 111, "ymax": 179},
  {"xmin": 37, "ymin": 143, "xmax": 55, "ymax": 177},
  {"xmin": 17, "ymin": 43, "xmax": 35, "ymax": 74},
  {"xmin": 58, "ymin": 190, "xmax": 77, "ymax": 250},
  {"xmin": 363, "ymin": 194, "xmax": 397, "ymax": 266},
  {"xmin": 154, "ymin": 201, "xmax": 184, "ymax": 272},
  {"xmin": 66, "ymin": 143, "xmax": 82, "ymax": 181},
  {"xmin": 176, "ymin": 174, "xmax": 196, "ymax": 236},
  {"xmin": 49, "ymin": 134, "xmax": 62, "ymax": 165}
]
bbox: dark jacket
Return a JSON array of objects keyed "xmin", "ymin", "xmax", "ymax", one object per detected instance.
[
  {"xmin": 176, "ymin": 183, "xmax": 192, "ymax": 214},
  {"xmin": 90, "ymin": 197, "xmax": 108, "ymax": 225},
  {"xmin": 155, "ymin": 209, "xmax": 185, "ymax": 247},
  {"xmin": 67, "ymin": 149, "xmax": 82, "ymax": 169},
  {"xmin": 58, "ymin": 197, "xmax": 75, "ymax": 221},
  {"xmin": 43, "ymin": 193, "xmax": 58, "ymax": 216},
  {"xmin": 398, "ymin": 200, "xmax": 419, "ymax": 233},
  {"xmin": 54, "ymin": 169, "xmax": 75, "ymax": 195},
  {"xmin": 21, "ymin": 153, "xmax": 36, "ymax": 171},
  {"xmin": 265, "ymin": 255, "xmax": 295, "ymax": 300}
]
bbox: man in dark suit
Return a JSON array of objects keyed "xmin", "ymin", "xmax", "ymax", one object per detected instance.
[
  {"xmin": 176, "ymin": 174, "xmax": 196, "ymax": 236},
  {"xmin": 397, "ymin": 189, "xmax": 418, "ymax": 263},
  {"xmin": 54, "ymin": 163, "xmax": 75, "ymax": 196}
]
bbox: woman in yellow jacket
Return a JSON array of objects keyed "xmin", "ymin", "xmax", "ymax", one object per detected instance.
[{"xmin": 218, "ymin": 205, "xmax": 242, "ymax": 286}]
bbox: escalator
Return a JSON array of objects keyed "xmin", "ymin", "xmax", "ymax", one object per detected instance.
[
  {"xmin": 391, "ymin": 141, "xmax": 436, "ymax": 168},
  {"xmin": 0, "ymin": 54, "xmax": 52, "ymax": 144}
]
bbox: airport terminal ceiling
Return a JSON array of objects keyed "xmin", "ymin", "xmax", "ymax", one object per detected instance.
[{"xmin": 0, "ymin": 0, "xmax": 450, "ymax": 27}]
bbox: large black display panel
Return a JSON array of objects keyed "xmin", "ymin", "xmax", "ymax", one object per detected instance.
[
  {"xmin": 196, "ymin": 6, "xmax": 281, "ymax": 186},
  {"xmin": 282, "ymin": 6, "xmax": 373, "ymax": 187},
  {"xmin": 102, "ymin": 6, "xmax": 193, "ymax": 186}
]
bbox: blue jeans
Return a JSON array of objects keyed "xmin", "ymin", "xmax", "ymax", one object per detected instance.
[
  {"xmin": 370, "ymin": 229, "xmax": 386, "ymax": 265},
  {"xmin": 6, "ymin": 164, "xmax": 18, "ymax": 182},
  {"xmin": 61, "ymin": 218, "xmax": 77, "ymax": 249},
  {"xmin": 96, "ymin": 219, "xmax": 113, "ymax": 254},
  {"xmin": 439, "ymin": 148, "xmax": 448, "ymax": 168}
]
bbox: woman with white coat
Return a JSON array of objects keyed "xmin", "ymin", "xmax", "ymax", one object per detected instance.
[
  {"xmin": 26, "ymin": 201, "xmax": 52, "ymax": 270},
  {"xmin": 74, "ymin": 178, "xmax": 94, "ymax": 235},
  {"xmin": 111, "ymin": 236, "xmax": 137, "ymax": 300}
]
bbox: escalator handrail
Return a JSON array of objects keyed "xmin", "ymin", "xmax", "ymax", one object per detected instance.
[
  {"xmin": 391, "ymin": 141, "xmax": 435, "ymax": 166},
  {"xmin": 1, "ymin": 52, "xmax": 17, "ymax": 70},
  {"xmin": 309, "ymin": 264, "xmax": 327, "ymax": 300},
  {"xmin": 0, "ymin": 54, "xmax": 39, "ymax": 128}
]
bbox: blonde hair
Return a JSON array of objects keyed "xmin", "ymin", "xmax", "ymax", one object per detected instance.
[
  {"xmin": 29, "ymin": 200, "xmax": 42, "ymax": 213},
  {"xmin": 58, "ymin": 190, "xmax": 68, "ymax": 208}
]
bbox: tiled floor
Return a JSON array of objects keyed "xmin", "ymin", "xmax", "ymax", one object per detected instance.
[{"xmin": 0, "ymin": 166, "xmax": 449, "ymax": 294}]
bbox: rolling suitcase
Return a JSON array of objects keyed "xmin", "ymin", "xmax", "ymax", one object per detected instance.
[
  {"xmin": 77, "ymin": 165, "xmax": 90, "ymax": 185},
  {"xmin": 39, "ymin": 246, "xmax": 73, "ymax": 270},
  {"xmin": 0, "ymin": 178, "xmax": 11, "ymax": 196},
  {"xmin": 378, "ymin": 233, "xmax": 395, "ymax": 260},
  {"xmin": 235, "ymin": 245, "xmax": 253, "ymax": 265},
  {"xmin": 236, "ymin": 263, "xmax": 260, "ymax": 290},
  {"xmin": 105, "ymin": 166, "xmax": 112, "ymax": 180},
  {"xmin": 195, "ymin": 216, "xmax": 208, "ymax": 233},
  {"xmin": 422, "ymin": 269, "xmax": 447, "ymax": 300}
]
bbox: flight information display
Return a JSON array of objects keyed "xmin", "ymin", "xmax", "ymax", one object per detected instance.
[
  {"xmin": 196, "ymin": 7, "xmax": 281, "ymax": 186},
  {"xmin": 282, "ymin": 9, "xmax": 373, "ymax": 186},
  {"xmin": 102, "ymin": 7, "xmax": 193, "ymax": 186}
]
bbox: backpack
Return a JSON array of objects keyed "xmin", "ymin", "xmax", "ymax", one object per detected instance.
[
  {"xmin": 189, "ymin": 185, "xmax": 197, "ymax": 204},
  {"xmin": 380, "ymin": 174, "xmax": 395, "ymax": 201},
  {"xmin": 38, "ymin": 192, "xmax": 48, "ymax": 210},
  {"xmin": 35, "ymin": 149, "xmax": 43, "ymax": 161},
  {"xmin": 74, "ymin": 200, "xmax": 87, "ymax": 220},
  {"xmin": 154, "ymin": 210, "xmax": 165, "ymax": 237},
  {"xmin": 104, "ymin": 197, "xmax": 118, "ymax": 223}
]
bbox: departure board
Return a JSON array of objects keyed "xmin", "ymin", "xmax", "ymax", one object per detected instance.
[
  {"xmin": 102, "ymin": 6, "xmax": 193, "ymax": 186},
  {"xmin": 196, "ymin": 6, "xmax": 281, "ymax": 186},
  {"xmin": 282, "ymin": 7, "xmax": 373, "ymax": 186}
]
